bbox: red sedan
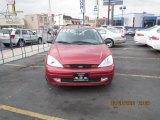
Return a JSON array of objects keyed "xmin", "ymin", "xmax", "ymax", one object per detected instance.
[{"xmin": 45, "ymin": 25, "xmax": 115, "ymax": 86}]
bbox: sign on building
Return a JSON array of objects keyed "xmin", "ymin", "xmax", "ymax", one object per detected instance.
[{"xmin": 103, "ymin": 0, "xmax": 123, "ymax": 5}]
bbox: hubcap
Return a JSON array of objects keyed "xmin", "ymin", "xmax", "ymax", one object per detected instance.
[
  {"xmin": 105, "ymin": 40, "xmax": 112, "ymax": 47},
  {"xmin": 38, "ymin": 39, "xmax": 42, "ymax": 44},
  {"xmin": 19, "ymin": 41, "xmax": 24, "ymax": 47}
]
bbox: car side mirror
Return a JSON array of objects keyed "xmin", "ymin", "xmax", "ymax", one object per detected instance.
[{"xmin": 47, "ymin": 31, "xmax": 51, "ymax": 35}]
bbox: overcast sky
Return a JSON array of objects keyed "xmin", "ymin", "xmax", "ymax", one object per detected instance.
[{"xmin": 0, "ymin": 0, "xmax": 160, "ymax": 19}]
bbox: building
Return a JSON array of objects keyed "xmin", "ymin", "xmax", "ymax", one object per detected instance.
[
  {"xmin": 25, "ymin": 14, "xmax": 55, "ymax": 30},
  {"xmin": 25, "ymin": 14, "xmax": 80, "ymax": 30},
  {"xmin": 54, "ymin": 15, "xmax": 80, "ymax": 28},
  {"xmin": 0, "ymin": 18, "xmax": 25, "ymax": 28},
  {"xmin": 113, "ymin": 13, "xmax": 160, "ymax": 28}
]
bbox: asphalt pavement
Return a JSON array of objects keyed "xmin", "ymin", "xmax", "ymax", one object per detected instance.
[{"xmin": 0, "ymin": 36, "xmax": 160, "ymax": 120}]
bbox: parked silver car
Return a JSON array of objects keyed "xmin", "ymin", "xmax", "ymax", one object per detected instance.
[
  {"xmin": 96, "ymin": 27, "xmax": 126, "ymax": 47},
  {"xmin": 0, "ymin": 28, "xmax": 42, "ymax": 47}
]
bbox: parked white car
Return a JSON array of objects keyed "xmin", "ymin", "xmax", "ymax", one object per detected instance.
[
  {"xmin": 96, "ymin": 27, "xmax": 126, "ymax": 47},
  {"xmin": 146, "ymin": 28, "xmax": 160, "ymax": 50},
  {"xmin": 0, "ymin": 28, "xmax": 43, "ymax": 47},
  {"xmin": 134, "ymin": 26, "xmax": 160, "ymax": 45}
]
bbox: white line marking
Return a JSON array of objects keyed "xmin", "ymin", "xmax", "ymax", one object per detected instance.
[
  {"xmin": 5, "ymin": 64, "xmax": 43, "ymax": 68},
  {"xmin": 37, "ymin": 54, "xmax": 47, "ymax": 56},
  {"xmin": 116, "ymin": 73, "xmax": 160, "ymax": 79},
  {"xmin": 114, "ymin": 56, "xmax": 160, "ymax": 60},
  {"xmin": 111, "ymin": 48, "xmax": 153, "ymax": 50},
  {"xmin": 5, "ymin": 64, "xmax": 26, "ymax": 67}
]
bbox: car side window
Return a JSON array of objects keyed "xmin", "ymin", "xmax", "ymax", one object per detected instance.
[
  {"xmin": 22, "ymin": 30, "xmax": 28, "ymax": 35},
  {"xmin": 15, "ymin": 30, "xmax": 20, "ymax": 35},
  {"xmin": 157, "ymin": 28, "xmax": 160, "ymax": 33},
  {"xmin": 98, "ymin": 29, "xmax": 106, "ymax": 34},
  {"xmin": 28, "ymin": 31, "xmax": 34, "ymax": 35}
]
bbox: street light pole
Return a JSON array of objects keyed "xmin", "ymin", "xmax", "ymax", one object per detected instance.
[
  {"xmin": 97, "ymin": 0, "xmax": 99, "ymax": 27},
  {"xmin": 83, "ymin": 12, "xmax": 85, "ymax": 25},
  {"xmin": 111, "ymin": 3, "xmax": 115, "ymax": 26},
  {"xmin": 120, "ymin": 6, "xmax": 126, "ymax": 26},
  {"xmin": 107, "ymin": 0, "xmax": 111, "ymax": 25}
]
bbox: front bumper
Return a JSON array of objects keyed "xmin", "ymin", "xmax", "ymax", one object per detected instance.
[{"xmin": 45, "ymin": 65, "xmax": 115, "ymax": 86}]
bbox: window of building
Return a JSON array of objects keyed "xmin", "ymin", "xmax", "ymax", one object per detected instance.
[
  {"xmin": 52, "ymin": 17, "xmax": 54, "ymax": 23},
  {"xmin": 31, "ymin": 17, "xmax": 34, "ymax": 21},
  {"xmin": 157, "ymin": 19, "xmax": 160, "ymax": 25},
  {"xmin": 40, "ymin": 17, "xmax": 43, "ymax": 23},
  {"xmin": 44, "ymin": 17, "xmax": 47, "ymax": 22}
]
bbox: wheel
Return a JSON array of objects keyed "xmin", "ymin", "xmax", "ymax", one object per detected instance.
[
  {"xmin": 38, "ymin": 38, "xmax": 42, "ymax": 44},
  {"xmin": 18, "ymin": 40, "xmax": 25, "ymax": 47},
  {"xmin": 3, "ymin": 43, "xmax": 10, "ymax": 47},
  {"xmin": 104, "ymin": 39, "xmax": 114, "ymax": 48}
]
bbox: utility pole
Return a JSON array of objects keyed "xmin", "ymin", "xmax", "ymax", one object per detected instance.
[
  {"xmin": 83, "ymin": 0, "xmax": 85, "ymax": 25},
  {"xmin": 111, "ymin": 3, "xmax": 115, "ymax": 26},
  {"xmin": 107, "ymin": 0, "xmax": 111, "ymax": 25},
  {"xmin": 48, "ymin": 0, "xmax": 51, "ymax": 28},
  {"xmin": 83, "ymin": 12, "xmax": 85, "ymax": 25},
  {"xmin": 96, "ymin": 0, "xmax": 99, "ymax": 27}
]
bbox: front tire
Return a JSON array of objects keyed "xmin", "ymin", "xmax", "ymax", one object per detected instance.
[{"xmin": 104, "ymin": 39, "xmax": 114, "ymax": 48}]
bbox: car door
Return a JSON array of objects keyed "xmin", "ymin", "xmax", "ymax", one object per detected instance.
[
  {"xmin": 28, "ymin": 30, "xmax": 37, "ymax": 43},
  {"xmin": 22, "ymin": 30, "xmax": 30, "ymax": 43}
]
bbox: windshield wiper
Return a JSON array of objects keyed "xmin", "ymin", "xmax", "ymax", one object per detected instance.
[
  {"xmin": 71, "ymin": 41, "xmax": 97, "ymax": 45},
  {"xmin": 56, "ymin": 41, "xmax": 71, "ymax": 44}
]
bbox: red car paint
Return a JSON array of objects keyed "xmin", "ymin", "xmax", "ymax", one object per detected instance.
[{"xmin": 45, "ymin": 26, "xmax": 115, "ymax": 86}]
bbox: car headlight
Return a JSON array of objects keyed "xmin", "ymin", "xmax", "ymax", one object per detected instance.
[
  {"xmin": 47, "ymin": 55, "xmax": 63, "ymax": 67},
  {"xmin": 98, "ymin": 55, "xmax": 113, "ymax": 67}
]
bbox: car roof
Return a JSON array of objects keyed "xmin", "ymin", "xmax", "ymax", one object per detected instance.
[{"xmin": 62, "ymin": 25, "xmax": 94, "ymax": 29}]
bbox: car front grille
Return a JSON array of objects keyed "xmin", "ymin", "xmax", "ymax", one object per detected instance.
[{"xmin": 63, "ymin": 64, "xmax": 98, "ymax": 69}]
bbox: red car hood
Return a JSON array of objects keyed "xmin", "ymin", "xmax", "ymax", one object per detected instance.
[{"xmin": 48, "ymin": 44, "xmax": 111, "ymax": 64}]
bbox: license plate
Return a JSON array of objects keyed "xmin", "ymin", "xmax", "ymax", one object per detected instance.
[{"xmin": 73, "ymin": 73, "xmax": 89, "ymax": 82}]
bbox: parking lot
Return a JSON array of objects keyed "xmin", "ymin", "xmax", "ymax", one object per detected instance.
[{"xmin": 0, "ymin": 36, "xmax": 160, "ymax": 120}]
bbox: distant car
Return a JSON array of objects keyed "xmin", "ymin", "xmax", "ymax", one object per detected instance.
[
  {"xmin": 146, "ymin": 27, "xmax": 160, "ymax": 50},
  {"xmin": 96, "ymin": 27, "xmax": 126, "ymax": 47},
  {"xmin": 45, "ymin": 25, "xmax": 115, "ymax": 86},
  {"xmin": 0, "ymin": 28, "xmax": 43, "ymax": 47},
  {"xmin": 134, "ymin": 26, "xmax": 160, "ymax": 45},
  {"xmin": 126, "ymin": 28, "xmax": 136, "ymax": 37},
  {"xmin": 113, "ymin": 26, "xmax": 127, "ymax": 35}
]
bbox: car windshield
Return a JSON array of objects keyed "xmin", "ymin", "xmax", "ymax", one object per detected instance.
[{"xmin": 55, "ymin": 28, "xmax": 103, "ymax": 45}]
